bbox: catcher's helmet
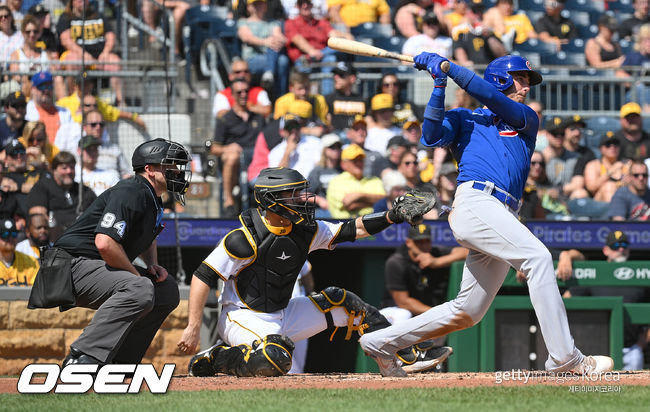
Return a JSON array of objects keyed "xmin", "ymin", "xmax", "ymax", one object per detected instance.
[
  {"xmin": 132, "ymin": 138, "xmax": 192, "ymax": 205},
  {"xmin": 483, "ymin": 55, "xmax": 543, "ymax": 92},
  {"xmin": 254, "ymin": 167, "xmax": 316, "ymax": 225}
]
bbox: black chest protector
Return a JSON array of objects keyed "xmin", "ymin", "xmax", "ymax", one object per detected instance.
[{"xmin": 236, "ymin": 209, "xmax": 316, "ymax": 313}]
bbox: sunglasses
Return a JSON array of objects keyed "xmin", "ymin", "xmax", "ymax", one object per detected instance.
[
  {"xmin": 24, "ymin": 29, "xmax": 38, "ymax": 34},
  {"xmin": 8, "ymin": 150, "xmax": 26, "ymax": 157},
  {"xmin": 531, "ymin": 161, "xmax": 545, "ymax": 166},
  {"xmin": 28, "ymin": 137, "xmax": 45, "ymax": 143},
  {"xmin": 382, "ymin": 82, "xmax": 398, "ymax": 87},
  {"xmin": 233, "ymin": 89, "xmax": 249, "ymax": 95},
  {"xmin": 402, "ymin": 161, "xmax": 417, "ymax": 166},
  {"xmin": 83, "ymin": 102, "xmax": 97, "ymax": 107},
  {"xmin": 85, "ymin": 121, "xmax": 105, "ymax": 128},
  {"xmin": 36, "ymin": 83, "xmax": 53, "ymax": 91},
  {"xmin": 603, "ymin": 142, "xmax": 619, "ymax": 148},
  {"xmin": 0, "ymin": 14, "xmax": 10, "ymax": 20},
  {"xmin": 10, "ymin": 103, "xmax": 26, "ymax": 109},
  {"xmin": 0, "ymin": 231, "xmax": 18, "ymax": 239},
  {"xmin": 633, "ymin": 173, "xmax": 649, "ymax": 178},
  {"xmin": 233, "ymin": 69, "xmax": 250, "ymax": 74},
  {"xmin": 610, "ymin": 241, "xmax": 629, "ymax": 249}
]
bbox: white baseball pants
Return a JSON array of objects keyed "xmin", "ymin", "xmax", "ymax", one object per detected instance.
[{"xmin": 360, "ymin": 181, "xmax": 584, "ymax": 371}]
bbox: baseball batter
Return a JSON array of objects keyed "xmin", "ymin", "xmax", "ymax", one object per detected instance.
[
  {"xmin": 359, "ymin": 53, "xmax": 614, "ymax": 374},
  {"xmin": 178, "ymin": 167, "xmax": 440, "ymax": 377}
]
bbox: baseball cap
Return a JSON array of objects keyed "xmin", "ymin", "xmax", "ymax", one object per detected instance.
[
  {"xmin": 371, "ymin": 93, "xmax": 394, "ymax": 111},
  {"xmin": 31, "ymin": 71, "xmax": 53, "ymax": 88},
  {"xmin": 341, "ymin": 144, "xmax": 366, "ymax": 160},
  {"xmin": 407, "ymin": 224, "xmax": 431, "ymax": 240},
  {"xmin": 422, "ymin": 11, "xmax": 439, "ymax": 25},
  {"xmin": 0, "ymin": 217, "xmax": 18, "ymax": 239},
  {"xmin": 4, "ymin": 90, "xmax": 26, "ymax": 106},
  {"xmin": 287, "ymin": 99, "xmax": 313, "ymax": 119},
  {"xmin": 560, "ymin": 114, "xmax": 586, "ymax": 130},
  {"xmin": 387, "ymin": 135, "xmax": 410, "ymax": 149},
  {"xmin": 599, "ymin": 130, "xmax": 619, "ymax": 146},
  {"xmin": 620, "ymin": 102, "xmax": 641, "ymax": 118},
  {"xmin": 333, "ymin": 61, "xmax": 356, "ymax": 77},
  {"xmin": 4, "ymin": 139, "xmax": 26, "ymax": 156},
  {"xmin": 352, "ymin": 114, "xmax": 367, "ymax": 127},
  {"xmin": 403, "ymin": 120, "xmax": 421, "ymax": 130},
  {"xmin": 28, "ymin": 4, "xmax": 49, "ymax": 15},
  {"xmin": 321, "ymin": 133, "xmax": 342, "ymax": 148},
  {"xmin": 0, "ymin": 80, "xmax": 21, "ymax": 104},
  {"xmin": 598, "ymin": 14, "xmax": 618, "ymax": 31},
  {"xmin": 79, "ymin": 135, "xmax": 102, "ymax": 149},
  {"xmin": 544, "ymin": 116, "xmax": 564, "ymax": 134},
  {"xmin": 606, "ymin": 230, "xmax": 629, "ymax": 248}
]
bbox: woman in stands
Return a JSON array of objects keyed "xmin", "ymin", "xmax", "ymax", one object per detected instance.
[
  {"xmin": 20, "ymin": 120, "xmax": 58, "ymax": 171},
  {"xmin": 237, "ymin": 0, "xmax": 290, "ymax": 96},
  {"xmin": 57, "ymin": 0, "xmax": 123, "ymax": 105},
  {"xmin": 585, "ymin": 14, "xmax": 624, "ymax": 69},
  {"xmin": 9, "ymin": 15, "xmax": 55, "ymax": 98},
  {"xmin": 366, "ymin": 73, "xmax": 421, "ymax": 129},
  {"xmin": 583, "ymin": 133, "xmax": 631, "ymax": 203},
  {"xmin": 0, "ymin": 5, "xmax": 23, "ymax": 69}
]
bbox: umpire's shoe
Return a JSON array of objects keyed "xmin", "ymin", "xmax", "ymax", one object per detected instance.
[
  {"xmin": 62, "ymin": 347, "xmax": 106, "ymax": 368},
  {"xmin": 402, "ymin": 345, "xmax": 453, "ymax": 374},
  {"xmin": 188, "ymin": 340, "xmax": 224, "ymax": 377}
]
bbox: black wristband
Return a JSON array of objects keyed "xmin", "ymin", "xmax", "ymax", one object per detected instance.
[
  {"xmin": 362, "ymin": 212, "xmax": 393, "ymax": 235},
  {"xmin": 387, "ymin": 208, "xmax": 403, "ymax": 224}
]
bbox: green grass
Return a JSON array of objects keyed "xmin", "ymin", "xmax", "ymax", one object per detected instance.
[{"xmin": 2, "ymin": 386, "xmax": 649, "ymax": 412}]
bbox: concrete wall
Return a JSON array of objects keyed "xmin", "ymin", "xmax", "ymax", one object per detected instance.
[{"xmin": 0, "ymin": 298, "xmax": 189, "ymax": 376}]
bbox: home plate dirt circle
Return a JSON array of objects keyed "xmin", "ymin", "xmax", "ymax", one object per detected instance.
[{"xmin": 1, "ymin": 371, "xmax": 649, "ymax": 393}]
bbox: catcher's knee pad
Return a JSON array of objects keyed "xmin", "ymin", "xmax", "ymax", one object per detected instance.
[
  {"xmin": 213, "ymin": 335, "xmax": 295, "ymax": 377},
  {"xmin": 309, "ymin": 286, "xmax": 391, "ymax": 340}
]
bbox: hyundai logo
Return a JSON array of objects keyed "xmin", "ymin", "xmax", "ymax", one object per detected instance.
[{"xmin": 613, "ymin": 267, "xmax": 635, "ymax": 281}]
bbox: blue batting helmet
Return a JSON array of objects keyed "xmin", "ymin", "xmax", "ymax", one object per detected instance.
[{"xmin": 483, "ymin": 55, "xmax": 543, "ymax": 92}]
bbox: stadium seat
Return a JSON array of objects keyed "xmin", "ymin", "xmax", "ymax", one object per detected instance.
[
  {"xmin": 564, "ymin": 10, "xmax": 591, "ymax": 28},
  {"xmin": 562, "ymin": 38, "xmax": 585, "ymax": 54},
  {"xmin": 182, "ymin": 6, "xmax": 240, "ymax": 85},
  {"xmin": 608, "ymin": 0, "xmax": 634, "ymax": 14},
  {"xmin": 513, "ymin": 38, "xmax": 556, "ymax": 55},
  {"xmin": 544, "ymin": 51, "xmax": 586, "ymax": 66},
  {"xmin": 350, "ymin": 22, "xmax": 393, "ymax": 40},
  {"xmin": 512, "ymin": 50, "xmax": 541, "ymax": 67},
  {"xmin": 577, "ymin": 24, "xmax": 598, "ymax": 39},
  {"xmin": 586, "ymin": 116, "xmax": 621, "ymax": 135},
  {"xmin": 563, "ymin": 0, "xmax": 605, "ymax": 13},
  {"xmin": 526, "ymin": 11, "xmax": 545, "ymax": 26},
  {"xmin": 517, "ymin": 0, "xmax": 545, "ymax": 12},
  {"xmin": 373, "ymin": 36, "xmax": 406, "ymax": 53},
  {"xmin": 619, "ymin": 39, "xmax": 634, "ymax": 55}
]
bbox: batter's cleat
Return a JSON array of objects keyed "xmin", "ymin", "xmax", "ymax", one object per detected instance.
[
  {"xmin": 570, "ymin": 355, "xmax": 614, "ymax": 375},
  {"xmin": 188, "ymin": 342, "xmax": 223, "ymax": 377},
  {"xmin": 402, "ymin": 346, "xmax": 453, "ymax": 374},
  {"xmin": 373, "ymin": 356, "xmax": 408, "ymax": 377}
]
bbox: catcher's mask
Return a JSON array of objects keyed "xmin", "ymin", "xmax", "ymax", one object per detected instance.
[
  {"xmin": 254, "ymin": 167, "xmax": 315, "ymax": 225},
  {"xmin": 132, "ymin": 138, "xmax": 192, "ymax": 205}
]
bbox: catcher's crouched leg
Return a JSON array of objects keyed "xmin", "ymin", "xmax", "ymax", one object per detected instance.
[
  {"xmin": 309, "ymin": 286, "xmax": 392, "ymax": 338},
  {"xmin": 212, "ymin": 335, "xmax": 295, "ymax": 377}
]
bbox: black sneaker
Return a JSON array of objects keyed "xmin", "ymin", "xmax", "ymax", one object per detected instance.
[
  {"xmin": 62, "ymin": 347, "xmax": 106, "ymax": 368},
  {"xmin": 402, "ymin": 346, "xmax": 453, "ymax": 373}
]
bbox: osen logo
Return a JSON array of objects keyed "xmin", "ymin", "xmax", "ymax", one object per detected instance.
[{"xmin": 613, "ymin": 267, "xmax": 635, "ymax": 281}]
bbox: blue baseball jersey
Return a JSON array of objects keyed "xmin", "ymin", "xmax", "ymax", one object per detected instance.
[{"xmin": 420, "ymin": 67, "xmax": 539, "ymax": 200}]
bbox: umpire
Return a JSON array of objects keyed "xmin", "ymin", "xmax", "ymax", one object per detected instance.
[{"xmin": 29, "ymin": 138, "xmax": 191, "ymax": 366}]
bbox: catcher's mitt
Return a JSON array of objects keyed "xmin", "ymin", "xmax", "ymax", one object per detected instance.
[{"xmin": 389, "ymin": 191, "xmax": 437, "ymax": 226}]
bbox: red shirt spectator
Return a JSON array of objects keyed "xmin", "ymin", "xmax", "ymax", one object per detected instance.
[{"xmin": 285, "ymin": 2, "xmax": 333, "ymax": 63}]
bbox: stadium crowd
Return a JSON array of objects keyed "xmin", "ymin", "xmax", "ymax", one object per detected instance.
[{"xmin": 1, "ymin": 0, "xmax": 650, "ymax": 289}]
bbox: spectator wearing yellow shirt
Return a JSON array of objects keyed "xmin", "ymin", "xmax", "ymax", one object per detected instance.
[
  {"xmin": 482, "ymin": 0, "xmax": 537, "ymax": 50},
  {"xmin": 56, "ymin": 74, "xmax": 146, "ymax": 129},
  {"xmin": 326, "ymin": 143, "xmax": 385, "ymax": 218},
  {"xmin": 328, "ymin": 0, "xmax": 390, "ymax": 30},
  {"xmin": 274, "ymin": 72, "xmax": 329, "ymax": 137},
  {"xmin": 0, "ymin": 217, "xmax": 39, "ymax": 287}
]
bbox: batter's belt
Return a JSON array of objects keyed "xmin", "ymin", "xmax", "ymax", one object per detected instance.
[{"xmin": 471, "ymin": 181, "xmax": 521, "ymax": 212}]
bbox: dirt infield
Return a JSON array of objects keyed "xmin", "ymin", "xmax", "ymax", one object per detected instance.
[{"xmin": 2, "ymin": 371, "xmax": 649, "ymax": 393}]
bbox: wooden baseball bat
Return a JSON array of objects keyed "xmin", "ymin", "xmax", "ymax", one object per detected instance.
[{"xmin": 327, "ymin": 37, "xmax": 450, "ymax": 72}]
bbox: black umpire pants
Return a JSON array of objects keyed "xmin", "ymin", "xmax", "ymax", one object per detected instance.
[{"xmin": 69, "ymin": 257, "xmax": 180, "ymax": 363}]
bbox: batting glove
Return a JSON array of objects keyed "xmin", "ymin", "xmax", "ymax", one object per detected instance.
[{"xmin": 413, "ymin": 52, "xmax": 449, "ymax": 79}]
